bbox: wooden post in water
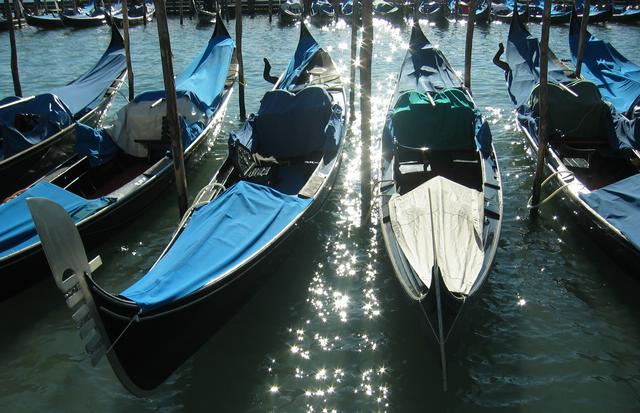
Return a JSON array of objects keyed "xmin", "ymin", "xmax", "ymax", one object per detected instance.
[
  {"xmin": 454, "ymin": 0, "xmax": 459, "ymax": 19},
  {"xmin": 154, "ymin": 0, "xmax": 189, "ymax": 217},
  {"xmin": 530, "ymin": 0, "xmax": 551, "ymax": 214},
  {"xmin": 180, "ymin": 0, "xmax": 184, "ymax": 24},
  {"xmin": 13, "ymin": 0, "xmax": 21, "ymax": 28},
  {"xmin": 143, "ymin": 0, "xmax": 147, "ymax": 26},
  {"xmin": 574, "ymin": 0, "xmax": 590, "ymax": 77},
  {"xmin": 235, "ymin": 0, "xmax": 246, "ymax": 120},
  {"xmin": 348, "ymin": 0, "xmax": 358, "ymax": 121},
  {"xmin": 464, "ymin": 0, "xmax": 476, "ymax": 89},
  {"xmin": 360, "ymin": 0, "xmax": 373, "ymax": 222},
  {"xmin": 268, "ymin": 0, "xmax": 272, "ymax": 22},
  {"xmin": 5, "ymin": 0, "xmax": 21, "ymax": 97},
  {"xmin": 121, "ymin": 0, "xmax": 135, "ymax": 101}
]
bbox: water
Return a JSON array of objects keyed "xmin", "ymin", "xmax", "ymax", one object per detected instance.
[{"xmin": 1, "ymin": 15, "xmax": 640, "ymax": 412}]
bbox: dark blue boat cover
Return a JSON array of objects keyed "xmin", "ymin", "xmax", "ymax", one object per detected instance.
[
  {"xmin": 75, "ymin": 122, "xmax": 120, "ymax": 166},
  {"xmin": 579, "ymin": 173, "xmax": 640, "ymax": 252},
  {"xmin": 569, "ymin": 15, "xmax": 640, "ymax": 115},
  {"xmin": 131, "ymin": 24, "xmax": 234, "ymax": 116},
  {"xmin": 0, "ymin": 94, "xmax": 73, "ymax": 160},
  {"xmin": 0, "ymin": 182, "xmax": 113, "ymax": 258},
  {"xmin": 278, "ymin": 24, "xmax": 321, "ymax": 91},
  {"xmin": 48, "ymin": 26, "xmax": 126, "ymax": 116},
  {"xmin": 396, "ymin": 26, "xmax": 462, "ymax": 95},
  {"xmin": 253, "ymin": 86, "xmax": 333, "ymax": 158},
  {"xmin": 120, "ymin": 181, "xmax": 311, "ymax": 311},
  {"xmin": 505, "ymin": 11, "xmax": 573, "ymax": 107}
]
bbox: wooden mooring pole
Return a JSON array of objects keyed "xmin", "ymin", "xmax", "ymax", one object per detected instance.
[
  {"xmin": 121, "ymin": 0, "xmax": 135, "ymax": 101},
  {"xmin": 5, "ymin": 0, "xmax": 22, "ymax": 97},
  {"xmin": 574, "ymin": 0, "xmax": 590, "ymax": 77},
  {"xmin": 180, "ymin": 0, "xmax": 184, "ymax": 24},
  {"xmin": 360, "ymin": 0, "xmax": 372, "ymax": 223},
  {"xmin": 464, "ymin": 0, "xmax": 476, "ymax": 89},
  {"xmin": 530, "ymin": 0, "xmax": 551, "ymax": 215},
  {"xmin": 154, "ymin": 0, "xmax": 189, "ymax": 217},
  {"xmin": 268, "ymin": 0, "xmax": 272, "ymax": 22},
  {"xmin": 348, "ymin": 0, "xmax": 358, "ymax": 121},
  {"xmin": 13, "ymin": 0, "xmax": 21, "ymax": 28},
  {"xmin": 236, "ymin": 0, "xmax": 246, "ymax": 120},
  {"xmin": 143, "ymin": 0, "xmax": 147, "ymax": 26}
]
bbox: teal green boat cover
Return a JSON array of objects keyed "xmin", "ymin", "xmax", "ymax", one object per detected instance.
[
  {"xmin": 0, "ymin": 182, "xmax": 113, "ymax": 258},
  {"xmin": 580, "ymin": 173, "xmax": 640, "ymax": 251},
  {"xmin": 121, "ymin": 181, "xmax": 312, "ymax": 312},
  {"xmin": 391, "ymin": 89, "xmax": 477, "ymax": 151}
]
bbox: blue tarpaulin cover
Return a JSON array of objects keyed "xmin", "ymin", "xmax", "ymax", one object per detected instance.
[
  {"xmin": 580, "ymin": 174, "xmax": 640, "ymax": 252},
  {"xmin": 121, "ymin": 181, "xmax": 311, "ymax": 311},
  {"xmin": 504, "ymin": 11, "xmax": 573, "ymax": 107},
  {"xmin": 278, "ymin": 24, "xmax": 321, "ymax": 91},
  {"xmin": 0, "ymin": 182, "xmax": 113, "ymax": 258},
  {"xmin": 48, "ymin": 26, "xmax": 126, "ymax": 116},
  {"xmin": 131, "ymin": 25, "xmax": 234, "ymax": 116},
  {"xmin": 569, "ymin": 15, "xmax": 640, "ymax": 115},
  {"xmin": 75, "ymin": 122, "xmax": 120, "ymax": 167},
  {"xmin": 0, "ymin": 94, "xmax": 73, "ymax": 160}
]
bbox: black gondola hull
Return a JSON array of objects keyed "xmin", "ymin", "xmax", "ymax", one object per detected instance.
[
  {"xmin": 25, "ymin": 13, "xmax": 65, "ymax": 28},
  {"xmin": 61, "ymin": 13, "xmax": 107, "ymax": 28}
]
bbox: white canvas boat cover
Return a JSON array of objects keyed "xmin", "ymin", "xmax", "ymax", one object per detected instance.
[
  {"xmin": 109, "ymin": 96, "xmax": 206, "ymax": 158},
  {"xmin": 389, "ymin": 176, "xmax": 484, "ymax": 295}
]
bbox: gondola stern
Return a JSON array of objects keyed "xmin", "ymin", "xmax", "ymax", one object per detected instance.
[{"xmin": 212, "ymin": 10, "xmax": 231, "ymax": 40}]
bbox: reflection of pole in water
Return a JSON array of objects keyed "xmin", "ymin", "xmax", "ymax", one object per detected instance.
[
  {"xmin": 155, "ymin": 0, "xmax": 189, "ymax": 217},
  {"xmin": 5, "ymin": 0, "xmax": 21, "ymax": 97},
  {"xmin": 530, "ymin": 0, "xmax": 551, "ymax": 215},
  {"xmin": 349, "ymin": 0, "xmax": 359, "ymax": 122},
  {"xmin": 464, "ymin": 0, "xmax": 475, "ymax": 89},
  {"xmin": 360, "ymin": 0, "xmax": 373, "ymax": 223},
  {"xmin": 236, "ymin": 0, "xmax": 246, "ymax": 120}
]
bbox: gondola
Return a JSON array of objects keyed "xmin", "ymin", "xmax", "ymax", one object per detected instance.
[
  {"xmin": 491, "ymin": 0, "xmax": 528, "ymax": 23},
  {"xmin": 527, "ymin": 0, "xmax": 571, "ymax": 24},
  {"xmin": 28, "ymin": 22, "xmax": 346, "ymax": 395},
  {"xmin": 196, "ymin": 8, "xmax": 216, "ymax": 25},
  {"xmin": 611, "ymin": 2, "xmax": 640, "ymax": 23},
  {"xmin": 310, "ymin": 0, "xmax": 336, "ymax": 22},
  {"xmin": 60, "ymin": 0, "xmax": 108, "ymax": 28},
  {"xmin": 575, "ymin": 0, "xmax": 613, "ymax": 24},
  {"xmin": 25, "ymin": 11, "xmax": 64, "ymax": 29},
  {"xmin": 450, "ymin": 0, "xmax": 491, "ymax": 23},
  {"xmin": 416, "ymin": 0, "xmax": 447, "ymax": 22},
  {"xmin": 569, "ymin": 10, "xmax": 640, "ymax": 116},
  {"xmin": 0, "ymin": 25, "xmax": 127, "ymax": 201},
  {"xmin": 111, "ymin": 0, "xmax": 155, "ymax": 27},
  {"xmin": 497, "ymin": 9, "xmax": 640, "ymax": 272},
  {"xmin": 378, "ymin": 23, "xmax": 502, "ymax": 386},
  {"xmin": 279, "ymin": 0, "xmax": 303, "ymax": 24},
  {"xmin": 373, "ymin": 0, "xmax": 404, "ymax": 21},
  {"xmin": 0, "ymin": 18, "xmax": 237, "ymax": 300}
]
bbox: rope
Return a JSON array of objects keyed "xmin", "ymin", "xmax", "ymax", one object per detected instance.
[
  {"xmin": 527, "ymin": 169, "xmax": 575, "ymax": 209},
  {"xmin": 104, "ymin": 309, "xmax": 141, "ymax": 355}
]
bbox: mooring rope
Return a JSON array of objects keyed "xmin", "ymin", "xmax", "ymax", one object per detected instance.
[
  {"xmin": 527, "ymin": 169, "xmax": 575, "ymax": 209},
  {"xmin": 104, "ymin": 309, "xmax": 142, "ymax": 355}
]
